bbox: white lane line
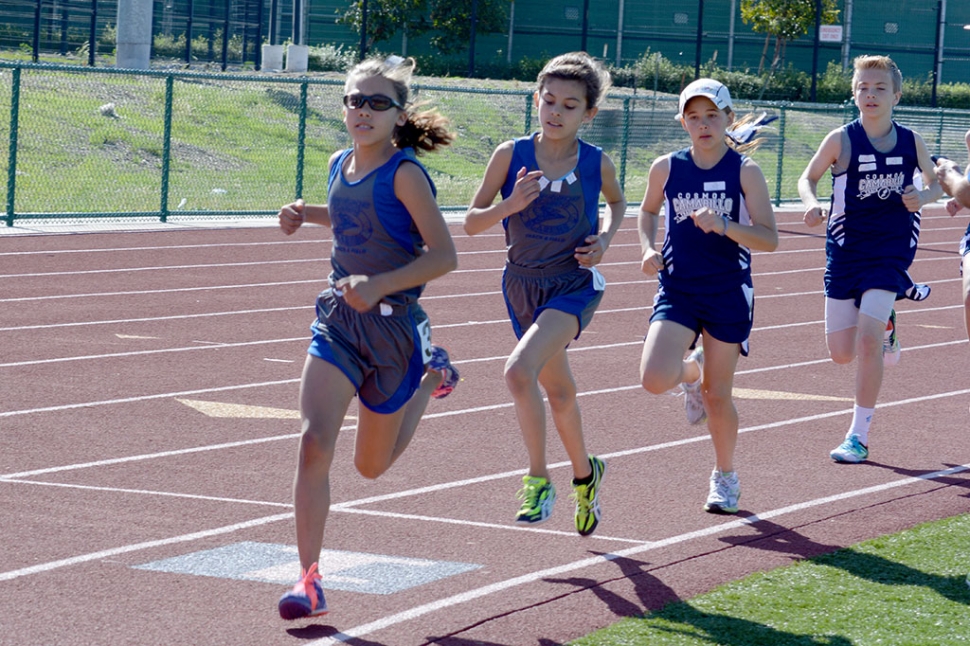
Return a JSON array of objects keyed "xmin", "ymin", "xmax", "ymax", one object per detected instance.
[
  {"xmin": 1, "ymin": 456, "xmax": 966, "ymax": 590},
  {"xmin": 306, "ymin": 463, "xmax": 969, "ymax": 644},
  {"xmin": 0, "ymin": 257, "xmax": 325, "ymax": 279},
  {"xmin": 0, "ymin": 478, "xmax": 294, "ymax": 508},
  {"xmin": 0, "ymin": 279, "xmax": 321, "ymax": 303},
  {"xmin": 0, "ymin": 378, "xmax": 301, "ymax": 420},
  {"xmin": 334, "ymin": 508, "xmax": 651, "ymax": 544},
  {"xmin": 0, "ymin": 239, "xmax": 324, "ymax": 257},
  {"xmin": 5, "ymin": 383, "xmax": 967, "ymax": 494},
  {"xmin": 0, "ymin": 512, "xmax": 296, "ymax": 582}
]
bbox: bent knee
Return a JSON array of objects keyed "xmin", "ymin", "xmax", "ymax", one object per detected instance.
[
  {"xmin": 641, "ymin": 371, "xmax": 673, "ymax": 395},
  {"xmin": 354, "ymin": 454, "xmax": 390, "ymax": 480},
  {"xmin": 828, "ymin": 350, "xmax": 855, "ymax": 364}
]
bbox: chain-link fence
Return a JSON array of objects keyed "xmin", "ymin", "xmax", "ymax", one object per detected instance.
[{"xmin": 3, "ymin": 61, "xmax": 970, "ymax": 226}]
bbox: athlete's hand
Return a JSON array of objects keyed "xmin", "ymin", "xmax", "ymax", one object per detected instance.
[
  {"xmin": 945, "ymin": 198, "xmax": 965, "ymax": 217},
  {"xmin": 575, "ymin": 235, "xmax": 607, "ymax": 267},
  {"xmin": 640, "ymin": 247, "xmax": 664, "ymax": 276},
  {"xmin": 506, "ymin": 166, "xmax": 544, "ymax": 214},
  {"xmin": 690, "ymin": 207, "xmax": 724, "ymax": 235},
  {"xmin": 279, "ymin": 199, "xmax": 305, "ymax": 235},
  {"xmin": 335, "ymin": 275, "xmax": 382, "ymax": 313},
  {"xmin": 803, "ymin": 205, "xmax": 828, "ymax": 227},
  {"xmin": 901, "ymin": 184, "xmax": 923, "ymax": 212}
]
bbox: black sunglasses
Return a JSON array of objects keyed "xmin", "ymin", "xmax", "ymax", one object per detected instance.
[{"xmin": 342, "ymin": 93, "xmax": 405, "ymax": 112}]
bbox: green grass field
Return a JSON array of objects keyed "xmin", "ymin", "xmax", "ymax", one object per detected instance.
[
  {"xmin": 572, "ymin": 514, "xmax": 970, "ymax": 645},
  {"xmin": 4, "ymin": 61, "xmax": 970, "ymax": 222}
]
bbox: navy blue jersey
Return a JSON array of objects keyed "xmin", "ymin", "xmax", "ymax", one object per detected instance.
[
  {"xmin": 500, "ymin": 134, "xmax": 603, "ymax": 270},
  {"xmin": 826, "ymin": 120, "xmax": 921, "ymax": 288},
  {"xmin": 326, "ymin": 148, "xmax": 435, "ymax": 307},
  {"xmin": 660, "ymin": 147, "xmax": 752, "ymax": 294}
]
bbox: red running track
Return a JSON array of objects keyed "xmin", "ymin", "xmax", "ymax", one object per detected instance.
[{"xmin": 1, "ymin": 205, "xmax": 968, "ymax": 645}]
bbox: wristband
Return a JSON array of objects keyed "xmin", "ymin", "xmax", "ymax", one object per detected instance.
[{"xmin": 719, "ymin": 214, "xmax": 730, "ymax": 236}]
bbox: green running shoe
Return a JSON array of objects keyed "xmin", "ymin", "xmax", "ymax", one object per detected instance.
[
  {"xmin": 514, "ymin": 475, "xmax": 556, "ymax": 524},
  {"xmin": 571, "ymin": 455, "xmax": 606, "ymax": 536}
]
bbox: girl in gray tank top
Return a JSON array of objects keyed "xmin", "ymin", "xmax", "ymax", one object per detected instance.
[
  {"xmin": 464, "ymin": 52, "xmax": 627, "ymax": 538},
  {"xmin": 274, "ymin": 56, "xmax": 459, "ymax": 621}
]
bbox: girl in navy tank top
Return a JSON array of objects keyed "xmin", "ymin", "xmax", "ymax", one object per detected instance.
[{"xmin": 638, "ymin": 79, "xmax": 779, "ymax": 515}]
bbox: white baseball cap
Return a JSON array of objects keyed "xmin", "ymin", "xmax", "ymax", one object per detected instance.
[{"xmin": 678, "ymin": 78, "xmax": 733, "ymax": 117}]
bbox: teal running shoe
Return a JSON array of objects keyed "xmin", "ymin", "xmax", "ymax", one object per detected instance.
[{"xmin": 830, "ymin": 434, "xmax": 869, "ymax": 463}]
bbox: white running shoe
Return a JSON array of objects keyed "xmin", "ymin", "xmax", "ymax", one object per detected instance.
[
  {"xmin": 704, "ymin": 470, "xmax": 740, "ymax": 514},
  {"xmin": 681, "ymin": 347, "xmax": 706, "ymax": 425},
  {"xmin": 883, "ymin": 310, "xmax": 901, "ymax": 367}
]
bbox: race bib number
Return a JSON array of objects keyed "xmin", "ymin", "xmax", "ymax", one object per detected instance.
[{"xmin": 416, "ymin": 317, "xmax": 433, "ymax": 363}]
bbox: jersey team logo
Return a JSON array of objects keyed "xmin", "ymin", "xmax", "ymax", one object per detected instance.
[
  {"xmin": 856, "ymin": 172, "xmax": 906, "ymax": 201},
  {"xmin": 670, "ymin": 192, "xmax": 733, "ymax": 224},
  {"xmin": 331, "ymin": 196, "xmax": 375, "ymax": 250},
  {"xmin": 520, "ymin": 192, "xmax": 581, "ymax": 238}
]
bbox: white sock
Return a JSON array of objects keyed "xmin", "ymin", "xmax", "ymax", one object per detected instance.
[{"xmin": 849, "ymin": 405, "xmax": 875, "ymax": 445}]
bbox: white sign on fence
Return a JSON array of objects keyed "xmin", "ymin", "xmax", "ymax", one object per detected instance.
[{"xmin": 820, "ymin": 25, "xmax": 843, "ymax": 43}]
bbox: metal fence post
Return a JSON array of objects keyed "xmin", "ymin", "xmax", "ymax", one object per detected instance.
[
  {"xmin": 523, "ymin": 94, "xmax": 532, "ymax": 135},
  {"xmin": 160, "ymin": 74, "xmax": 174, "ymax": 223},
  {"xmin": 5, "ymin": 67, "xmax": 21, "ymax": 226},
  {"xmin": 619, "ymin": 97, "xmax": 631, "ymax": 193},
  {"xmin": 295, "ymin": 79, "xmax": 308, "ymax": 199},
  {"xmin": 774, "ymin": 105, "xmax": 787, "ymax": 207},
  {"xmin": 936, "ymin": 107, "xmax": 945, "ymax": 157}
]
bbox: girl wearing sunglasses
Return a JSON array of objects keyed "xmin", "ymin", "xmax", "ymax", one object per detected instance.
[
  {"xmin": 275, "ymin": 55, "xmax": 458, "ymax": 620},
  {"xmin": 464, "ymin": 52, "xmax": 626, "ymax": 538}
]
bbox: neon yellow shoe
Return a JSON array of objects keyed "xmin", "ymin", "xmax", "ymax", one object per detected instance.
[
  {"xmin": 514, "ymin": 476, "xmax": 556, "ymax": 524},
  {"xmin": 571, "ymin": 456, "xmax": 606, "ymax": 536}
]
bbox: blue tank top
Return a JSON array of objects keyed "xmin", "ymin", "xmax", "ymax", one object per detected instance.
[
  {"xmin": 326, "ymin": 147, "xmax": 435, "ymax": 307},
  {"xmin": 826, "ymin": 120, "xmax": 921, "ymax": 270},
  {"xmin": 660, "ymin": 147, "xmax": 752, "ymax": 294},
  {"xmin": 499, "ymin": 134, "xmax": 603, "ymax": 270}
]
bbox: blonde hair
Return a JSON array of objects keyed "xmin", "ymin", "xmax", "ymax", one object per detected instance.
[
  {"xmin": 852, "ymin": 55, "xmax": 902, "ymax": 94},
  {"xmin": 727, "ymin": 112, "xmax": 769, "ymax": 155},
  {"xmin": 346, "ymin": 56, "xmax": 455, "ymax": 153},
  {"xmin": 536, "ymin": 51, "xmax": 612, "ymax": 110}
]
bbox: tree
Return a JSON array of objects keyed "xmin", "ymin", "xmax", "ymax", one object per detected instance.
[
  {"xmin": 338, "ymin": 0, "xmax": 432, "ymax": 52},
  {"xmin": 338, "ymin": 0, "xmax": 508, "ymax": 57},
  {"xmin": 741, "ymin": 0, "xmax": 840, "ymax": 74}
]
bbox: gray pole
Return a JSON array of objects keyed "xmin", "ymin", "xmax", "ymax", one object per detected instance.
[
  {"xmin": 116, "ymin": 0, "xmax": 153, "ymax": 69},
  {"xmin": 694, "ymin": 0, "xmax": 703, "ymax": 79},
  {"xmin": 810, "ymin": 0, "xmax": 821, "ymax": 102}
]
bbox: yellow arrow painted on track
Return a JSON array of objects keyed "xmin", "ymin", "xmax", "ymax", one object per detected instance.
[
  {"xmin": 176, "ymin": 398, "xmax": 359, "ymax": 421},
  {"xmin": 732, "ymin": 388, "xmax": 853, "ymax": 402},
  {"xmin": 177, "ymin": 399, "xmax": 301, "ymax": 419}
]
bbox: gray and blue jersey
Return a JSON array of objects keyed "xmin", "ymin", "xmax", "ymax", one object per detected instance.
[
  {"xmin": 500, "ymin": 134, "xmax": 603, "ymax": 270},
  {"xmin": 306, "ymin": 148, "xmax": 437, "ymax": 414},
  {"xmin": 498, "ymin": 134, "xmax": 606, "ymax": 339},
  {"xmin": 327, "ymin": 147, "xmax": 436, "ymax": 307},
  {"xmin": 824, "ymin": 120, "xmax": 922, "ymax": 300}
]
